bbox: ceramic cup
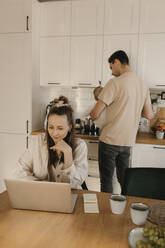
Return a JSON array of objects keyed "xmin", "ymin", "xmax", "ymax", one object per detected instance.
[
  {"xmin": 110, "ymin": 194, "xmax": 127, "ymax": 214},
  {"xmin": 156, "ymin": 130, "xmax": 164, "ymax": 140},
  {"xmin": 130, "ymin": 202, "xmax": 149, "ymax": 225}
]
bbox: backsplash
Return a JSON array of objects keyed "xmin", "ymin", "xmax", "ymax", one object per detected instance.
[
  {"xmin": 40, "ymin": 86, "xmax": 96, "ymax": 129},
  {"xmin": 139, "ymin": 88, "xmax": 165, "ymax": 132},
  {"xmin": 39, "ymin": 86, "xmax": 165, "ymax": 132}
]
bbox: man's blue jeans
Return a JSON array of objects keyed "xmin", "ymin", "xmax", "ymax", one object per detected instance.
[{"xmin": 98, "ymin": 141, "xmax": 131, "ymax": 193}]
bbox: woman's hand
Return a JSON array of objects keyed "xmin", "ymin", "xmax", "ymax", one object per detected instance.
[{"xmin": 50, "ymin": 140, "xmax": 73, "ymax": 169}]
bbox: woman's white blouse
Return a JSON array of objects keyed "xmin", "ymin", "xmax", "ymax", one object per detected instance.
[{"xmin": 14, "ymin": 133, "xmax": 88, "ymax": 189}]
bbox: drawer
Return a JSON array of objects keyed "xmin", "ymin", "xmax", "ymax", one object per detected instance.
[
  {"xmin": 85, "ymin": 139, "xmax": 98, "ymax": 160},
  {"xmin": 131, "ymin": 144, "xmax": 165, "ymax": 168}
]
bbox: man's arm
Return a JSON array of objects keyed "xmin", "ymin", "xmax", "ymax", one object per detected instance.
[
  {"xmin": 141, "ymin": 102, "xmax": 153, "ymax": 120},
  {"xmin": 90, "ymin": 100, "xmax": 106, "ymax": 120}
]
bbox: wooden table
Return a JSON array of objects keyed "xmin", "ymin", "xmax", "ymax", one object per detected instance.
[{"xmin": 0, "ymin": 190, "xmax": 163, "ymax": 248}]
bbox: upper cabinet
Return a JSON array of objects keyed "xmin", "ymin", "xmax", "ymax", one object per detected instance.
[
  {"xmin": 71, "ymin": 0, "xmax": 104, "ymax": 35},
  {"xmin": 39, "ymin": 0, "xmax": 165, "ymax": 88},
  {"xmin": 140, "ymin": 0, "xmax": 165, "ymax": 33},
  {"xmin": 70, "ymin": 36, "xmax": 103, "ymax": 86},
  {"xmin": 0, "ymin": 33, "xmax": 31, "ymax": 134},
  {"xmin": 40, "ymin": 1, "xmax": 71, "ymax": 36},
  {"xmin": 104, "ymin": 0, "xmax": 139, "ymax": 35},
  {"xmin": 102, "ymin": 35, "xmax": 138, "ymax": 85},
  {"xmin": 40, "ymin": 37, "xmax": 70, "ymax": 86},
  {"xmin": 138, "ymin": 34, "xmax": 165, "ymax": 88},
  {"xmin": 0, "ymin": 0, "xmax": 31, "ymax": 33}
]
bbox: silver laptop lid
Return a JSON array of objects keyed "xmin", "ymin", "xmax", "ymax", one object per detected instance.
[{"xmin": 5, "ymin": 179, "xmax": 77, "ymax": 213}]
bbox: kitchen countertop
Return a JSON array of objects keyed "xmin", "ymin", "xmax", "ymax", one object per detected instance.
[{"xmin": 31, "ymin": 130, "xmax": 165, "ymax": 145}]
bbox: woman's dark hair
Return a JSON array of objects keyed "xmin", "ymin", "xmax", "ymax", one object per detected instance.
[
  {"xmin": 45, "ymin": 96, "xmax": 74, "ymax": 181},
  {"xmin": 108, "ymin": 50, "xmax": 129, "ymax": 65}
]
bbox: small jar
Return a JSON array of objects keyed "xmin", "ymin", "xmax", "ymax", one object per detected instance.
[{"xmin": 156, "ymin": 130, "xmax": 164, "ymax": 140}]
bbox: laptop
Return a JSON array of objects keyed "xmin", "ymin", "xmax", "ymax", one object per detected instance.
[{"xmin": 5, "ymin": 179, "xmax": 78, "ymax": 213}]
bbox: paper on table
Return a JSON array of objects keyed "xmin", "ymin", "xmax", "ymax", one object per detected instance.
[{"xmin": 83, "ymin": 194, "xmax": 99, "ymax": 213}]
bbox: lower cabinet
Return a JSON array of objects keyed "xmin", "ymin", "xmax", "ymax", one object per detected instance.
[
  {"xmin": 0, "ymin": 133, "xmax": 26, "ymax": 192},
  {"xmin": 131, "ymin": 143, "xmax": 165, "ymax": 168}
]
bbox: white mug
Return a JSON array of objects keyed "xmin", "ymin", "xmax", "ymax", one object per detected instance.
[
  {"xmin": 156, "ymin": 130, "xmax": 164, "ymax": 140},
  {"xmin": 130, "ymin": 202, "xmax": 149, "ymax": 225},
  {"xmin": 110, "ymin": 194, "xmax": 126, "ymax": 214}
]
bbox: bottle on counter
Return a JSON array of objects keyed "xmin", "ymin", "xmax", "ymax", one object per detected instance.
[
  {"xmin": 84, "ymin": 118, "xmax": 90, "ymax": 135},
  {"xmin": 96, "ymin": 127, "xmax": 101, "ymax": 136},
  {"xmin": 74, "ymin": 118, "xmax": 83, "ymax": 134},
  {"xmin": 90, "ymin": 120, "xmax": 96, "ymax": 136}
]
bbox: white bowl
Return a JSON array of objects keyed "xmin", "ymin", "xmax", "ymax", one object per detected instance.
[{"xmin": 128, "ymin": 228, "xmax": 147, "ymax": 248}]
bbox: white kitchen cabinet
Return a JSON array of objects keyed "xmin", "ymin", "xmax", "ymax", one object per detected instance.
[
  {"xmin": 131, "ymin": 143, "xmax": 165, "ymax": 168},
  {"xmin": 0, "ymin": 33, "xmax": 31, "ymax": 134},
  {"xmin": 102, "ymin": 35, "xmax": 138, "ymax": 85},
  {"xmin": 104, "ymin": 0, "xmax": 139, "ymax": 35},
  {"xmin": 0, "ymin": 133, "xmax": 26, "ymax": 192},
  {"xmin": 140, "ymin": 0, "xmax": 165, "ymax": 34},
  {"xmin": 71, "ymin": 0, "xmax": 104, "ymax": 35},
  {"xmin": 40, "ymin": 37, "xmax": 70, "ymax": 86},
  {"xmin": 0, "ymin": 1, "xmax": 41, "ymax": 192},
  {"xmin": 70, "ymin": 36, "xmax": 103, "ymax": 86},
  {"xmin": 138, "ymin": 34, "xmax": 165, "ymax": 88},
  {"xmin": 40, "ymin": 1, "xmax": 71, "ymax": 36},
  {"xmin": 0, "ymin": 0, "xmax": 31, "ymax": 33}
]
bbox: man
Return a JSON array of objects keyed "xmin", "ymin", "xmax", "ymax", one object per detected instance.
[{"xmin": 90, "ymin": 50, "xmax": 153, "ymax": 193}]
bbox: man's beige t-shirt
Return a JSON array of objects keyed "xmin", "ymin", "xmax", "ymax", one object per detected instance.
[{"xmin": 98, "ymin": 71, "xmax": 151, "ymax": 146}]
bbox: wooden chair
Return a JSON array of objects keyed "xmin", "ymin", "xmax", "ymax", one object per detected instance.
[{"xmin": 122, "ymin": 167, "xmax": 165, "ymax": 200}]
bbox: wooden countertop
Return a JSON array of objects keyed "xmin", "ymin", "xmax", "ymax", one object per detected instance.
[
  {"xmin": 0, "ymin": 190, "xmax": 164, "ymax": 248},
  {"xmin": 31, "ymin": 130, "xmax": 165, "ymax": 145},
  {"xmin": 136, "ymin": 132, "xmax": 165, "ymax": 145}
]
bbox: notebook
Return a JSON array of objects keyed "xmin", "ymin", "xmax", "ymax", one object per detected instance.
[
  {"xmin": 5, "ymin": 179, "xmax": 78, "ymax": 213},
  {"xmin": 83, "ymin": 194, "xmax": 99, "ymax": 213}
]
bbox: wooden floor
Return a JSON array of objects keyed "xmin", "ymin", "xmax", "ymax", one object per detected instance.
[{"xmin": 86, "ymin": 176, "xmax": 121, "ymax": 194}]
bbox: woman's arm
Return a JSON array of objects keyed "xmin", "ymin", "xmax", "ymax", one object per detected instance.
[
  {"xmin": 50, "ymin": 139, "xmax": 73, "ymax": 169},
  {"xmin": 13, "ymin": 136, "xmax": 39, "ymax": 181},
  {"xmin": 57, "ymin": 139, "xmax": 88, "ymax": 189},
  {"xmin": 141, "ymin": 90, "xmax": 153, "ymax": 120},
  {"xmin": 69, "ymin": 139, "xmax": 88, "ymax": 188}
]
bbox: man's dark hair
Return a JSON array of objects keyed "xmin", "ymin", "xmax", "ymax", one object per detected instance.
[{"xmin": 108, "ymin": 50, "xmax": 129, "ymax": 65}]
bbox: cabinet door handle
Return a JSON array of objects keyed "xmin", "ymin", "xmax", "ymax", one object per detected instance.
[
  {"xmin": 153, "ymin": 146, "xmax": 165, "ymax": 150},
  {"xmin": 26, "ymin": 136, "xmax": 29, "ymax": 149},
  {"xmin": 26, "ymin": 16, "xmax": 29, "ymax": 31},
  {"xmin": 48, "ymin": 82, "xmax": 61, "ymax": 85},
  {"xmin": 26, "ymin": 120, "xmax": 29, "ymax": 134},
  {"xmin": 78, "ymin": 83, "xmax": 92, "ymax": 86},
  {"xmin": 89, "ymin": 141, "xmax": 99, "ymax": 144},
  {"xmin": 155, "ymin": 85, "xmax": 165, "ymax": 87}
]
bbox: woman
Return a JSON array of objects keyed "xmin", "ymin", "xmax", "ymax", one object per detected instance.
[{"xmin": 14, "ymin": 96, "xmax": 88, "ymax": 189}]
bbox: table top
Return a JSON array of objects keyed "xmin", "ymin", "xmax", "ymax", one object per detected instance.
[{"xmin": 0, "ymin": 190, "xmax": 164, "ymax": 248}]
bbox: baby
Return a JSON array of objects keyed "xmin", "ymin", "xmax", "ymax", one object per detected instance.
[{"xmin": 93, "ymin": 86, "xmax": 106, "ymax": 129}]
